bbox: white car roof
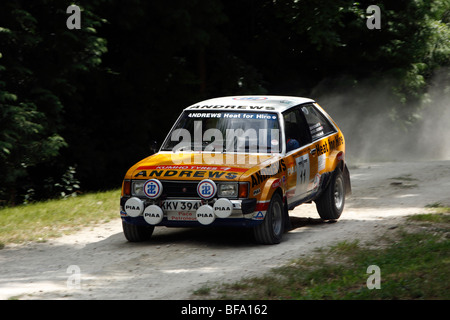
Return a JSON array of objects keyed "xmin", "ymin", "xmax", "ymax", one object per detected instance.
[{"xmin": 185, "ymin": 95, "xmax": 315, "ymax": 113}]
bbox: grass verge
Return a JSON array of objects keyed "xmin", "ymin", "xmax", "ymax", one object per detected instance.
[
  {"xmin": 195, "ymin": 207, "xmax": 450, "ymax": 300},
  {"xmin": 0, "ymin": 189, "xmax": 121, "ymax": 247}
]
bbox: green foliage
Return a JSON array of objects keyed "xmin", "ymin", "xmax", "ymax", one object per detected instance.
[
  {"xmin": 0, "ymin": 189, "xmax": 120, "ymax": 245},
  {"xmin": 0, "ymin": 1, "xmax": 107, "ymax": 204},
  {"xmin": 0, "ymin": 0, "xmax": 449, "ymax": 204},
  {"xmin": 210, "ymin": 219, "xmax": 450, "ymax": 300}
]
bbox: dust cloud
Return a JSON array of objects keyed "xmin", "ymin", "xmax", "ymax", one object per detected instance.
[{"xmin": 311, "ymin": 68, "xmax": 450, "ymax": 163}]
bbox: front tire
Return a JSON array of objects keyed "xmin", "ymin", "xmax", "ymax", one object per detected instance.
[
  {"xmin": 254, "ymin": 193, "xmax": 285, "ymax": 245},
  {"xmin": 315, "ymin": 168, "xmax": 345, "ymax": 220},
  {"xmin": 122, "ymin": 220, "xmax": 154, "ymax": 242}
]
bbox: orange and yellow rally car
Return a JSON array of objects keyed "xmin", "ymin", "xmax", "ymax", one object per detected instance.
[{"xmin": 120, "ymin": 96, "xmax": 351, "ymax": 244}]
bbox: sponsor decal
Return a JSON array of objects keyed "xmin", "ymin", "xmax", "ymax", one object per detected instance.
[
  {"xmin": 187, "ymin": 112, "xmax": 222, "ymax": 118},
  {"xmin": 255, "ymin": 201, "xmax": 270, "ymax": 212},
  {"xmin": 253, "ymin": 211, "xmax": 265, "ymax": 220},
  {"xmin": 143, "ymin": 205, "xmax": 163, "ymax": 225},
  {"xmin": 143, "ymin": 179, "xmax": 163, "ymax": 199},
  {"xmin": 124, "ymin": 197, "xmax": 144, "ymax": 217},
  {"xmin": 251, "ymin": 159, "xmax": 286, "ymax": 188},
  {"xmin": 315, "ymin": 140, "xmax": 330, "ymax": 156},
  {"xmin": 312, "ymin": 173, "xmax": 321, "ymax": 190},
  {"xmin": 310, "ymin": 122, "xmax": 324, "ymax": 134},
  {"xmin": 318, "ymin": 153, "xmax": 326, "ymax": 172},
  {"xmin": 135, "ymin": 169, "xmax": 241, "ymax": 180},
  {"xmin": 197, "ymin": 179, "xmax": 217, "ymax": 200},
  {"xmin": 271, "ymin": 178, "xmax": 282, "ymax": 189},
  {"xmin": 188, "ymin": 105, "xmax": 275, "ymax": 110},
  {"xmin": 328, "ymin": 135, "xmax": 344, "ymax": 150},
  {"xmin": 196, "ymin": 205, "xmax": 215, "ymax": 225},
  {"xmin": 168, "ymin": 212, "xmax": 196, "ymax": 221},
  {"xmin": 287, "ymin": 164, "xmax": 296, "ymax": 176},
  {"xmin": 137, "ymin": 165, "xmax": 247, "ymax": 172},
  {"xmin": 188, "ymin": 112, "xmax": 275, "ymax": 120},
  {"xmin": 213, "ymin": 198, "xmax": 233, "ymax": 218}
]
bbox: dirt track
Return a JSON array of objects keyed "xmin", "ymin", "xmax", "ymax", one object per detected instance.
[{"xmin": 0, "ymin": 160, "xmax": 449, "ymax": 300}]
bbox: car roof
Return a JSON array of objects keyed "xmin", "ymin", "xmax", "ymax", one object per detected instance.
[{"xmin": 185, "ymin": 95, "xmax": 315, "ymax": 113}]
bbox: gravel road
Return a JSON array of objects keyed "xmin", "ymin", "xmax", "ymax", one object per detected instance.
[{"xmin": 1, "ymin": 160, "xmax": 449, "ymax": 300}]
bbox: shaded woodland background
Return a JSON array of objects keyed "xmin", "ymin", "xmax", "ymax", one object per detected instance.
[{"xmin": 1, "ymin": 0, "xmax": 449, "ymax": 205}]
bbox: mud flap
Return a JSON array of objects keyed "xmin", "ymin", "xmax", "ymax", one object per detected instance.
[
  {"xmin": 343, "ymin": 164, "xmax": 352, "ymax": 196},
  {"xmin": 283, "ymin": 197, "xmax": 292, "ymax": 232}
]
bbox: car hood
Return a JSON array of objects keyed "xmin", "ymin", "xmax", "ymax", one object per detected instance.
[{"xmin": 125, "ymin": 152, "xmax": 280, "ymax": 181}]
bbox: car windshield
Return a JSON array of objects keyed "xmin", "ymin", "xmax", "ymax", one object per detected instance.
[{"xmin": 161, "ymin": 111, "xmax": 281, "ymax": 153}]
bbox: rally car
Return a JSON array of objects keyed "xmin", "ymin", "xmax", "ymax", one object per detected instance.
[{"xmin": 120, "ymin": 96, "xmax": 351, "ymax": 244}]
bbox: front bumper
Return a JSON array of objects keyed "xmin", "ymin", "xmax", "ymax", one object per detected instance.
[{"xmin": 120, "ymin": 196, "xmax": 260, "ymax": 228}]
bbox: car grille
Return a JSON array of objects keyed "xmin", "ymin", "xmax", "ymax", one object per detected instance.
[{"xmin": 161, "ymin": 181, "xmax": 199, "ymax": 198}]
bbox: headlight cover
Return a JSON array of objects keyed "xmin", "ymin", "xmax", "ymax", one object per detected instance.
[
  {"xmin": 132, "ymin": 180, "xmax": 145, "ymax": 197},
  {"xmin": 217, "ymin": 183, "xmax": 238, "ymax": 197}
]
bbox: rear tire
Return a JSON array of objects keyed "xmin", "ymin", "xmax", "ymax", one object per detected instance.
[
  {"xmin": 122, "ymin": 220, "xmax": 154, "ymax": 242},
  {"xmin": 315, "ymin": 168, "xmax": 345, "ymax": 220},
  {"xmin": 254, "ymin": 193, "xmax": 284, "ymax": 245}
]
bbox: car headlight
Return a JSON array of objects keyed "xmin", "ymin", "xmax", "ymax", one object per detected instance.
[
  {"xmin": 217, "ymin": 183, "xmax": 238, "ymax": 197},
  {"xmin": 132, "ymin": 180, "xmax": 145, "ymax": 197}
]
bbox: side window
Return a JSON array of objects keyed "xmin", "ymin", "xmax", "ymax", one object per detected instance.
[
  {"xmin": 300, "ymin": 104, "xmax": 336, "ymax": 141},
  {"xmin": 283, "ymin": 108, "xmax": 311, "ymax": 152}
]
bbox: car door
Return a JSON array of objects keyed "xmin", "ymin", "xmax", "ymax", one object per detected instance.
[
  {"xmin": 283, "ymin": 106, "xmax": 317, "ymax": 205},
  {"xmin": 299, "ymin": 103, "xmax": 339, "ymax": 189}
]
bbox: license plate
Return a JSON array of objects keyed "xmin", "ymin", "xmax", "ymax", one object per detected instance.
[
  {"xmin": 162, "ymin": 200, "xmax": 202, "ymax": 222},
  {"xmin": 161, "ymin": 200, "xmax": 202, "ymax": 212}
]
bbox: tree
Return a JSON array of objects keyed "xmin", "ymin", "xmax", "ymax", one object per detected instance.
[
  {"xmin": 58, "ymin": 0, "xmax": 267, "ymax": 191},
  {"xmin": 0, "ymin": 1, "xmax": 106, "ymax": 204},
  {"xmin": 1, "ymin": 0, "xmax": 448, "ymax": 204}
]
